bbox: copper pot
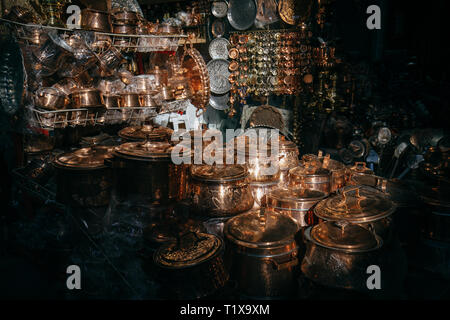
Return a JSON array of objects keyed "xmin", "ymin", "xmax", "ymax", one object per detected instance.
[
  {"xmin": 265, "ymin": 188, "xmax": 326, "ymax": 227},
  {"xmin": 53, "ymin": 146, "xmax": 114, "ymax": 207},
  {"xmin": 224, "ymin": 209, "xmax": 300, "ymax": 298},
  {"xmin": 190, "ymin": 164, "xmax": 254, "ymax": 218},
  {"xmin": 97, "ymin": 46, "xmax": 124, "ymax": 75},
  {"xmin": 70, "ymin": 89, "xmax": 104, "ymax": 108},
  {"xmin": 111, "ymin": 9, "xmax": 140, "ymax": 25},
  {"xmin": 135, "ymin": 75, "xmax": 156, "ymax": 92},
  {"xmin": 288, "ymin": 165, "xmax": 331, "ymax": 195},
  {"xmin": 4, "ymin": 6, "xmax": 35, "ymax": 23},
  {"xmin": 35, "ymin": 87, "xmax": 66, "ymax": 111},
  {"xmin": 103, "ymin": 95, "xmax": 120, "ymax": 108},
  {"xmin": 81, "ymin": 9, "xmax": 112, "ymax": 32},
  {"xmin": 119, "ymin": 93, "xmax": 140, "ymax": 108},
  {"xmin": 113, "ymin": 24, "xmax": 137, "ymax": 34},
  {"xmin": 160, "ymin": 86, "xmax": 175, "ymax": 101},
  {"xmin": 139, "ymin": 93, "xmax": 158, "ymax": 107}
]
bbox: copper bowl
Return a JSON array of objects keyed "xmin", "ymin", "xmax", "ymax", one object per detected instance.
[
  {"xmin": 70, "ymin": 89, "xmax": 104, "ymax": 108},
  {"xmin": 81, "ymin": 9, "xmax": 112, "ymax": 33}
]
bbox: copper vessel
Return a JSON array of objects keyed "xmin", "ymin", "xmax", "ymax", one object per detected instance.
[
  {"xmin": 53, "ymin": 146, "xmax": 114, "ymax": 207},
  {"xmin": 35, "ymin": 87, "xmax": 66, "ymax": 111},
  {"xmin": 81, "ymin": 9, "xmax": 112, "ymax": 32},
  {"xmin": 190, "ymin": 165, "xmax": 254, "ymax": 218},
  {"xmin": 103, "ymin": 95, "xmax": 120, "ymax": 108},
  {"xmin": 119, "ymin": 93, "xmax": 140, "ymax": 108},
  {"xmin": 70, "ymin": 89, "xmax": 105, "ymax": 108},
  {"xmin": 265, "ymin": 188, "xmax": 327, "ymax": 227},
  {"xmin": 288, "ymin": 165, "xmax": 331, "ymax": 194},
  {"xmin": 224, "ymin": 209, "xmax": 300, "ymax": 298}
]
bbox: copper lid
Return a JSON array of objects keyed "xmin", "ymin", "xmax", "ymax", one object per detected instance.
[
  {"xmin": 309, "ymin": 221, "xmax": 381, "ymax": 252},
  {"xmin": 190, "ymin": 164, "xmax": 247, "ymax": 182},
  {"xmin": 266, "ymin": 187, "xmax": 326, "ymax": 208},
  {"xmin": 54, "ymin": 146, "xmax": 114, "ymax": 169},
  {"xmin": 289, "ymin": 165, "xmax": 331, "ymax": 178},
  {"xmin": 314, "ymin": 186, "xmax": 396, "ymax": 223},
  {"xmin": 154, "ymin": 232, "xmax": 222, "ymax": 268},
  {"xmin": 225, "ymin": 209, "xmax": 299, "ymax": 248},
  {"xmin": 118, "ymin": 125, "xmax": 173, "ymax": 142},
  {"xmin": 279, "ymin": 139, "xmax": 298, "ymax": 152},
  {"xmin": 115, "ymin": 140, "xmax": 173, "ymax": 159}
]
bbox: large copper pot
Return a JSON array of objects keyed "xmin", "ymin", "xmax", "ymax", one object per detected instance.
[{"xmin": 224, "ymin": 209, "xmax": 300, "ymax": 298}]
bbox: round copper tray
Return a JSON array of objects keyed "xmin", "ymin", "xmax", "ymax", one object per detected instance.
[{"xmin": 181, "ymin": 47, "xmax": 210, "ymax": 110}]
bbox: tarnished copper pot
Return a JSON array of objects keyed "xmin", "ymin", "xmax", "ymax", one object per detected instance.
[{"xmin": 70, "ymin": 88, "xmax": 104, "ymax": 108}]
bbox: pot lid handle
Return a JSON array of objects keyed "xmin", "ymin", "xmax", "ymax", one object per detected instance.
[{"xmin": 259, "ymin": 207, "xmax": 266, "ymax": 227}]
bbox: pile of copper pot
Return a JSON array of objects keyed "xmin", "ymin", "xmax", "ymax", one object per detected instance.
[{"xmin": 51, "ymin": 125, "xmax": 410, "ymax": 298}]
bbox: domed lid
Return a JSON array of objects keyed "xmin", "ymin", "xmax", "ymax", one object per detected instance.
[
  {"xmin": 314, "ymin": 186, "xmax": 396, "ymax": 223},
  {"xmin": 267, "ymin": 187, "xmax": 326, "ymax": 206},
  {"xmin": 118, "ymin": 125, "xmax": 173, "ymax": 141},
  {"xmin": 190, "ymin": 164, "xmax": 247, "ymax": 182},
  {"xmin": 225, "ymin": 209, "xmax": 299, "ymax": 248},
  {"xmin": 289, "ymin": 165, "xmax": 331, "ymax": 178},
  {"xmin": 115, "ymin": 140, "xmax": 173, "ymax": 159},
  {"xmin": 154, "ymin": 232, "xmax": 222, "ymax": 269},
  {"xmin": 309, "ymin": 221, "xmax": 381, "ymax": 252},
  {"xmin": 54, "ymin": 146, "xmax": 114, "ymax": 169}
]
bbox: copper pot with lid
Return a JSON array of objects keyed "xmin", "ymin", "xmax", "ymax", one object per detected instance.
[
  {"xmin": 107, "ymin": 139, "xmax": 189, "ymax": 204},
  {"xmin": 53, "ymin": 146, "xmax": 114, "ymax": 207},
  {"xmin": 190, "ymin": 164, "xmax": 254, "ymax": 218},
  {"xmin": 265, "ymin": 188, "xmax": 327, "ymax": 227},
  {"xmin": 118, "ymin": 125, "xmax": 173, "ymax": 142},
  {"xmin": 302, "ymin": 221, "xmax": 384, "ymax": 292},
  {"xmin": 301, "ymin": 153, "xmax": 346, "ymax": 191},
  {"xmin": 153, "ymin": 232, "xmax": 229, "ymax": 299},
  {"xmin": 347, "ymin": 162, "xmax": 374, "ymax": 184},
  {"xmin": 314, "ymin": 185, "xmax": 397, "ymax": 242},
  {"xmin": 224, "ymin": 209, "xmax": 300, "ymax": 298},
  {"xmin": 288, "ymin": 165, "xmax": 331, "ymax": 194}
]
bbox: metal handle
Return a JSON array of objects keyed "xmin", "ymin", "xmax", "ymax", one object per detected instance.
[{"xmin": 263, "ymin": 254, "xmax": 298, "ymax": 271}]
